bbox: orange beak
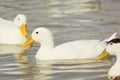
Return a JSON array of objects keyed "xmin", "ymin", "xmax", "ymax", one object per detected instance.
[
  {"xmin": 20, "ymin": 24, "xmax": 28, "ymax": 37},
  {"xmin": 22, "ymin": 37, "xmax": 35, "ymax": 47},
  {"xmin": 96, "ymin": 49, "xmax": 109, "ymax": 60}
]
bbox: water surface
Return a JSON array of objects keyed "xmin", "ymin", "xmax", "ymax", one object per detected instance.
[{"xmin": 0, "ymin": 0, "xmax": 119, "ymax": 80}]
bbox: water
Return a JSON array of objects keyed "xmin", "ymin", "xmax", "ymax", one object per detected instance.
[{"xmin": 0, "ymin": 0, "xmax": 119, "ymax": 80}]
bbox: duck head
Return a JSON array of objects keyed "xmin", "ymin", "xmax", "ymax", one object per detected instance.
[
  {"xmin": 95, "ymin": 33, "xmax": 118, "ymax": 60},
  {"xmin": 96, "ymin": 38, "xmax": 120, "ymax": 60},
  {"xmin": 22, "ymin": 27, "xmax": 54, "ymax": 47},
  {"xmin": 14, "ymin": 14, "xmax": 28, "ymax": 37},
  {"xmin": 106, "ymin": 38, "xmax": 120, "ymax": 56}
]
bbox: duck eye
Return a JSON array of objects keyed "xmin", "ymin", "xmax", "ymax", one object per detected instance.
[
  {"xmin": 110, "ymin": 42, "xmax": 113, "ymax": 45},
  {"xmin": 18, "ymin": 18, "xmax": 20, "ymax": 20},
  {"xmin": 36, "ymin": 32, "xmax": 39, "ymax": 34}
]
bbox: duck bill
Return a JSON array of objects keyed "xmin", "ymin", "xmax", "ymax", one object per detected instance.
[
  {"xmin": 20, "ymin": 24, "xmax": 28, "ymax": 37},
  {"xmin": 96, "ymin": 50, "xmax": 109, "ymax": 60},
  {"xmin": 22, "ymin": 37, "xmax": 34, "ymax": 47}
]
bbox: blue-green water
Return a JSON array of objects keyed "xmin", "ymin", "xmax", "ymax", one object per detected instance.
[{"xmin": 0, "ymin": 0, "xmax": 119, "ymax": 80}]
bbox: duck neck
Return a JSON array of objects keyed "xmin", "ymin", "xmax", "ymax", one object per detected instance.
[
  {"xmin": 111, "ymin": 54, "xmax": 120, "ymax": 69},
  {"xmin": 108, "ymin": 54, "xmax": 120, "ymax": 77},
  {"xmin": 116, "ymin": 54, "xmax": 120, "ymax": 64},
  {"xmin": 39, "ymin": 34, "xmax": 54, "ymax": 52}
]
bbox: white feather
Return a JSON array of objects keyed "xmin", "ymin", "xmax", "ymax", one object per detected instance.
[
  {"xmin": 30, "ymin": 27, "xmax": 117, "ymax": 60},
  {"xmin": 0, "ymin": 14, "xmax": 27, "ymax": 45}
]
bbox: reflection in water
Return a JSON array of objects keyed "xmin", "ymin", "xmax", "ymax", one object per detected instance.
[
  {"xmin": 0, "ymin": 44, "xmax": 29, "ymax": 54},
  {"xmin": 0, "ymin": 61, "xmax": 36, "ymax": 79},
  {"xmin": 34, "ymin": 59, "xmax": 111, "ymax": 80},
  {"xmin": 0, "ymin": 44, "xmax": 36, "ymax": 80},
  {"xmin": 0, "ymin": 0, "xmax": 119, "ymax": 80},
  {"xmin": 0, "ymin": 44, "xmax": 30, "ymax": 61}
]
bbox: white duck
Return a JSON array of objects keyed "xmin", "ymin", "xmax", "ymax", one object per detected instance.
[
  {"xmin": 106, "ymin": 38, "xmax": 120, "ymax": 80},
  {"xmin": 22, "ymin": 27, "xmax": 117, "ymax": 60},
  {"xmin": 0, "ymin": 14, "xmax": 28, "ymax": 45}
]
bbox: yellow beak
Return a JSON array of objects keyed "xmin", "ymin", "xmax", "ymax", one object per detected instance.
[
  {"xmin": 96, "ymin": 49, "xmax": 109, "ymax": 60},
  {"xmin": 20, "ymin": 24, "xmax": 28, "ymax": 36},
  {"xmin": 22, "ymin": 37, "xmax": 35, "ymax": 47}
]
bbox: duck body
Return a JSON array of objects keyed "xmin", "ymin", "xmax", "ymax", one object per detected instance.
[
  {"xmin": 22, "ymin": 27, "xmax": 117, "ymax": 60},
  {"xmin": 106, "ymin": 38, "xmax": 120, "ymax": 80},
  {"xmin": 0, "ymin": 14, "xmax": 28, "ymax": 45},
  {"xmin": 36, "ymin": 40, "xmax": 106, "ymax": 60},
  {"xmin": 0, "ymin": 24, "xmax": 26, "ymax": 44}
]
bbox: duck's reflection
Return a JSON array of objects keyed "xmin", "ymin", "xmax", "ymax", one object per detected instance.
[
  {"xmin": 0, "ymin": 44, "xmax": 37, "ymax": 80},
  {"xmin": 0, "ymin": 44, "xmax": 30, "ymax": 61},
  {"xmin": 34, "ymin": 59, "xmax": 111, "ymax": 80},
  {"xmin": 0, "ymin": 44, "xmax": 29, "ymax": 54}
]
